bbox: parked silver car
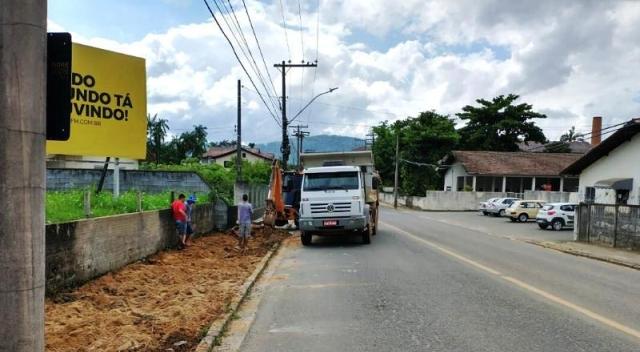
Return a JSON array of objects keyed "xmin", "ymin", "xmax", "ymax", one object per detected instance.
[
  {"xmin": 485, "ymin": 197, "xmax": 520, "ymax": 217},
  {"xmin": 479, "ymin": 198, "xmax": 499, "ymax": 216}
]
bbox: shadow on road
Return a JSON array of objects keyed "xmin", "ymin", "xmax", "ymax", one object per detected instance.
[{"xmin": 304, "ymin": 234, "xmax": 369, "ymax": 248}]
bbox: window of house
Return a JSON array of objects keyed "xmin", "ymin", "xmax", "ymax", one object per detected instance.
[
  {"xmin": 585, "ymin": 187, "xmax": 595, "ymax": 203},
  {"xmin": 223, "ymin": 160, "xmax": 232, "ymax": 168},
  {"xmin": 242, "ymin": 152, "xmax": 246, "ymax": 158}
]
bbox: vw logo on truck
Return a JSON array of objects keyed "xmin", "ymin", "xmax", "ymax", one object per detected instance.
[{"xmin": 327, "ymin": 204, "xmax": 335, "ymax": 212}]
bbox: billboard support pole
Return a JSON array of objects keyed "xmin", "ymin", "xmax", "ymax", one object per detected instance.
[
  {"xmin": 114, "ymin": 157, "xmax": 120, "ymax": 197},
  {"xmin": 0, "ymin": 1, "xmax": 46, "ymax": 350}
]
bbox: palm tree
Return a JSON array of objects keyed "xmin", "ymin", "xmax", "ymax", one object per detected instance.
[
  {"xmin": 559, "ymin": 126, "xmax": 584, "ymax": 142},
  {"xmin": 147, "ymin": 113, "xmax": 169, "ymax": 165}
]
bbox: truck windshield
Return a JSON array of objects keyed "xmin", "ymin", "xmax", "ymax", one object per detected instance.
[{"xmin": 303, "ymin": 172, "xmax": 359, "ymax": 191}]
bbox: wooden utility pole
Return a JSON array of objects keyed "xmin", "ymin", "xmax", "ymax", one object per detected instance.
[
  {"xmin": 274, "ymin": 61, "xmax": 316, "ymax": 169},
  {"xmin": 394, "ymin": 132, "xmax": 399, "ymax": 209},
  {"xmin": 0, "ymin": 1, "xmax": 47, "ymax": 350},
  {"xmin": 236, "ymin": 79, "xmax": 242, "ymax": 181}
]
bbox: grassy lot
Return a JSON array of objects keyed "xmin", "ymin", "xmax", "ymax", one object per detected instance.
[{"xmin": 45, "ymin": 190, "xmax": 192, "ymax": 224}]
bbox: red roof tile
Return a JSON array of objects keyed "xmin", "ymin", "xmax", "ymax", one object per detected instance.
[{"xmin": 446, "ymin": 151, "xmax": 583, "ymax": 176}]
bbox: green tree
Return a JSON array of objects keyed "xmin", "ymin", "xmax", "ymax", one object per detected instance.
[
  {"xmin": 544, "ymin": 126, "xmax": 584, "ymax": 153},
  {"xmin": 457, "ymin": 94, "xmax": 547, "ymax": 151},
  {"xmin": 146, "ymin": 113, "xmax": 170, "ymax": 164},
  {"xmin": 373, "ymin": 111, "xmax": 459, "ymax": 195},
  {"xmin": 177, "ymin": 125, "xmax": 208, "ymax": 160}
]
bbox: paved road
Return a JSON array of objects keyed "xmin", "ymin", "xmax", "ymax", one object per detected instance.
[{"xmin": 237, "ymin": 207, "xmax": 640, "ymax": 351}]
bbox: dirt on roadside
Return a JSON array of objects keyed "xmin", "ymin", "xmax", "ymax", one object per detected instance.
[{"xmin": 45, "ymin": 227, "xmax": 289, "ymax": 352}]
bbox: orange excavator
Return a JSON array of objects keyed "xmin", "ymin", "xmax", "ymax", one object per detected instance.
[{"xmin": 263, "ymin": 160, "xmax": 301, "ymax": 229}]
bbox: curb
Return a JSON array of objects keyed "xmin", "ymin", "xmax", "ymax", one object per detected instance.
[
  {"xmin": 195, "ymin": 240, "xmax": 283, "ymax": 352},
  {"xmin": 524, "ymin": 240, "xmax": 640, "ymax": 271}
]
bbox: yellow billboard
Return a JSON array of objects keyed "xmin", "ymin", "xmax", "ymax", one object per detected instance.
[{"xmin": 47, "ymin": 43, "xmax": 147, "ymax": 159}]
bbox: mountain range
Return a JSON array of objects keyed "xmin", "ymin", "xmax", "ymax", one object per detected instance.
[{"xmin": 256, "ymin": 134, "xmax": 365, "ymax": 161}]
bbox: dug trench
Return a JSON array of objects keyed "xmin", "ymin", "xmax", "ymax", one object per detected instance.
[{"xmin": 45, "ymin": 227, "xmax": 289, "ymax": 352}]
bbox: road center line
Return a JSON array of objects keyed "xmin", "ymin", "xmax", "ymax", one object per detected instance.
[{"xmin": 380, "ymin": 221, "xmax": 640, "ymax": 341}]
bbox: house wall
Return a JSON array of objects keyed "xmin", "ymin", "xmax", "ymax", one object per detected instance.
[
  {"xmin": 577, "ymin": 134, "xmax": 640, "ymax": 205},
  {"xmin": 204, "ymin": 152, "xmax": 271, "ymax": 167},
  {"xmin": 443, "ymin": 162, "xmax": 468, "ymax": 191}
]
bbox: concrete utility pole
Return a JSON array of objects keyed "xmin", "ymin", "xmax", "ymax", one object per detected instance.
[
  {"xmin": 0, "ymin": 1, "xmax": 47, "ymax": 351},
  {"xmin": 291, "ymin": 124, "xmax": 309, "ymax": 168},
  {"xmin": 274, "ymin": 60, "xmax": 317, "ymax": 169},
  {"xmin": 394, "ymin": 132, "xmax": 400, "ymax": 209},
  {"xmin": 236, "ymin": 79, "xmax": 242, "ymax": 181}
]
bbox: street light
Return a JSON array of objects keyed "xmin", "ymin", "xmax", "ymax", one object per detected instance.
[{"xmin": 289, "ymin": 87, "xmax": 338, "ymax": 123}]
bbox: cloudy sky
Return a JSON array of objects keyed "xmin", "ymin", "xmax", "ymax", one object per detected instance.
[{"xmin": 48, "ymin": 0, "xmax": 640, "ymax": 144}]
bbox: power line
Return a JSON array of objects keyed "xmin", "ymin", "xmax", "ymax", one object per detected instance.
[
  {"xmin": 278, "ymin": 0, "xmax": 292, "ymax": 60},
  {"xmin": 219, "ymin": 0, "xmax": 281, "ymax": 115},
  {"xmin": 203, "ymin": 0, "xmax": 281, "ymax": 126},
  {"xmin": 241, "ymin": 0, "xmax": 280, "ymax": 104},
  {"xmin": 306, "ymin": 0, "xmax": 321, "ymax": 124}
]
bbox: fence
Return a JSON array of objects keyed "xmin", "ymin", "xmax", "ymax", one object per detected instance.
[
  {"xmin": 576, "ymin": 203, "xmax": 640, "ymax": 250},
  {"xmin": 45, "ymin": 200, "xmax": 230, "ymax": 294}
]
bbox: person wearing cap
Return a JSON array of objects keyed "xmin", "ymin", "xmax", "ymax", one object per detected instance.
[{"xmin": 185, "ymin": 195, "xmax": 197, "ymax": 246}]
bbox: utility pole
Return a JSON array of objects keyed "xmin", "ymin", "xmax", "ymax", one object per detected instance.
[
  {"xmin": 274, "ymin": 60, "xmax": 317, "ymax": 169},
  {"xmin": 1, "ymin": 1, "xmax": 47, "ymax": 351},
  {"xmin": 365, "ymin": 130, "xmax": 375, "ymax": 150},
  {"xmin": 236, "ymin": 79, "xmax": 242, "ymax": 181},
  {"xmin": 291, "ymin": 124, "xmax": 309, "ymax": 168},
  {"xmin": 394, "ymin": 132, "xmax": 399, "ymax": 209}
]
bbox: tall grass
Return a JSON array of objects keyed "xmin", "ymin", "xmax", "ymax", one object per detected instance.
[{"xmin": 46, "ymin": 190, "xmax": 193, "ymax": 224}]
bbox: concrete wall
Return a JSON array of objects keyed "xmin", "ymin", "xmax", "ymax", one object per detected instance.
[
  {"xmin": 45, "ymin": 203, "xmax": 220, "ymax": 293},
  {"xmin": 523, "ymin": 191, "xmax": 579, "ymax": 203},
  {"xmin": 577, "ymin": 133, "xmax": 640, "ymax": 205},
  {"xmin": 380, "ymin": 191, "xmax": 578, "ymax": 211},
  {"xmin": 46, "ymin": 168, "xmax": 211, "ymax": 193}
]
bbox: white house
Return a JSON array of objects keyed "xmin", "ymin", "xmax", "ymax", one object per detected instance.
[
  {"xmin": 441, "ymin": 151, "xmax": 582, "ymax": 193},
  {"xmin": 562, "ymin": 119, "xmax": 640, "ymax": 205},
  {"xmin": 202, "ymin": 146, "xmax": 274, "ymax": 167}
]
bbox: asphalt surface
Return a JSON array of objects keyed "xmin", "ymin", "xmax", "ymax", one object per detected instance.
[{"xmin": 237, "ymin": 207, "xmax": 640, "ymax": 351}]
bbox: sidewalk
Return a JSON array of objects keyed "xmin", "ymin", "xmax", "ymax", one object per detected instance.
[{"xmin": 527, "ymin": 240, "xmax": 640, "ymax": 270}]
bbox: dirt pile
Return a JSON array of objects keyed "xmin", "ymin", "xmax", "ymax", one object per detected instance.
[{"xmin": 45, "ymin": 228, "xmax": 289, "ymax": 351}]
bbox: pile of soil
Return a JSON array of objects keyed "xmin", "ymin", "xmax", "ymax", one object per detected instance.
[{"xmin": 45, "ymin": 228, "xmax": 289, "ymax": 351}]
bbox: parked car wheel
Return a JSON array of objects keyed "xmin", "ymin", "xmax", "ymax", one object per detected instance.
[
  {"xmin": 552, "ymin": 219, "xmax": 564, "ymax": 231},
  {"xmin": 498, "ymin": 209, "xmax": 506, "ymax": 217},
  {"xmin": 301, "ymin": 231, "xmax": 312, "ymax": 246},
  {"xmin": 538, "ymin": 223, "xmax": 549, "ymax": 230},
  {"xmin": 518, "ymin": 213, "xmax": 529, "ymax": 222}
]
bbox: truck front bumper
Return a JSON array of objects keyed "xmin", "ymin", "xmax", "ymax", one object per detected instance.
[{"xmin": 299, "ymin": 215, "xmax": 367, "ymax": 232}]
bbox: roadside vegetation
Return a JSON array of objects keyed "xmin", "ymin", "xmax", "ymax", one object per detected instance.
[{"xmin": 46, "ymin": 190, "xmax": 180, "ymax": 224}]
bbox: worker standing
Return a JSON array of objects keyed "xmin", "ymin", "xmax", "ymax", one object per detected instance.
[{"xmin": 237, "ymin": 194, "xmax": 253, "ymax": 253}]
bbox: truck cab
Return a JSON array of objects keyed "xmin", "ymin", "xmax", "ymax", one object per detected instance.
[{"xmin": 299, "ymin": 165, "xmax": 372, "ymax": 245}]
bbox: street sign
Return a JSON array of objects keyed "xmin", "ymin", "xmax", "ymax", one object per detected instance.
[
  {"xmin": 46, "ymin": 32, "xmax": 72, "ymax": 141},
  {"xmin": 46, "ymin": 43, "xmax": 147, "ymax": 159}
]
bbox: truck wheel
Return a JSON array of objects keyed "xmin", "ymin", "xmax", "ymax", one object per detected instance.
[
  {"xmin": 361, "ymin": 227, "xmax": 371, "ymax": 245},
  {"xmin": 301, "ymin": 231, "xmax": 312, "ymax": 246}
]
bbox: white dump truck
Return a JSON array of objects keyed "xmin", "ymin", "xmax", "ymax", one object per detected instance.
[{"xmin": 298, "ymin": 151, "xmax": 380, "ymax": 245}]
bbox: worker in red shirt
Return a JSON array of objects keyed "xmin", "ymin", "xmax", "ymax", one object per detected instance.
[{"xmin": 172, "ymin": 194, "xmax": 188, "ymax": 248}]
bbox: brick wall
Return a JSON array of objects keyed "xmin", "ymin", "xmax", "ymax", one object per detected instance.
[
  {"xmin": 46, "ymin": 168, "xmax": 211, "ymax": 194},
  {"xmin": 45, "ymin": 202, "xmax": 221, "ymax": 294}
]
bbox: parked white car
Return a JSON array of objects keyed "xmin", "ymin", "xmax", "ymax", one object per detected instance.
[
  {"xmin": 536, "ymin": 203, "xmax": 577, "ymax": 230},
  {"xmin": 479, "ymin": 198, "xmax": 499, "ymax": 215},
  {"xmin": 485, "ymin": 198, "xmax": 520, "ymax": 217}
]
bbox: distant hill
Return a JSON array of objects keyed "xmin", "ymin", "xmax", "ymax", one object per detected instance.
[{"xmin": 256, "ymin": 134, "xmax": 365, "ymax": 162}]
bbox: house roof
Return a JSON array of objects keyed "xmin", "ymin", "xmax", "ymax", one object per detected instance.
[
  {"xmin": 562, "ymin": 119, "xmax": 640, "ymax": 175},
  {"xmin": 517, "ymin": 140, "xmax": 592, "ymax": 153},
  {"xmin": 202, "ymin": 146, "xmax": 275, "ymax": 160},
  {"xmin": 444, "ymin": 150, "xmax": 583, "ymax": 176}
]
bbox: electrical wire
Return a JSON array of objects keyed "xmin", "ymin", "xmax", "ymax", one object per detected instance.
[
  {"xmin": 203, "ymin": 0, "xmax": 281, "ymax": 126},
  {"xmin": 219, "ymin": 0, "xmax": 281, "ymax": 115},
  {"xmin": 278, "ymin": 0, "xmax": 292, "ymax": 61},
  {"xmin": 241, "ymin": 0, "xmax": 280, "ymax": 105}
]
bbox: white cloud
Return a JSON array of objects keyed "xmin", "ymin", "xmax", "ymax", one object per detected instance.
[{"xmin": 50, "ymin": 0, "xmax": 640, "ymax": 143}]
